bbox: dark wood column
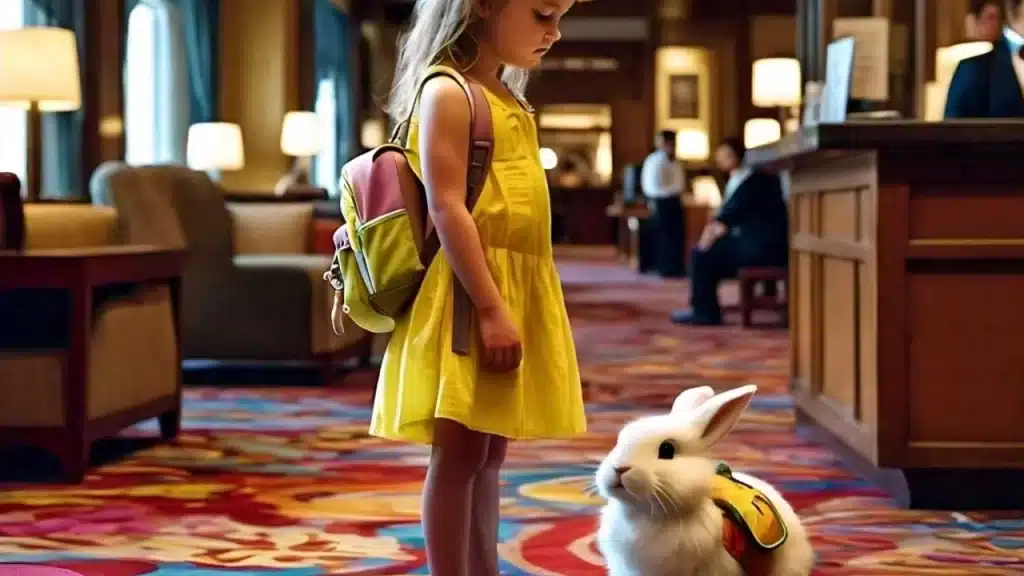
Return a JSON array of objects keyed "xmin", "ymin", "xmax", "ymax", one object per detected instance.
[
  {"xmin": 81, "ymin": 0, "xmax": 125, "ymax": 197},
  {"xmin": 736, "ymin": 7, "xmax": 756, "ymax": 125},
  {"xmin": 297, "ymin": 0, "xmax": 315, "ymax": 111}
]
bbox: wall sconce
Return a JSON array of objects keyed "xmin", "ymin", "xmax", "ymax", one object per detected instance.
[
  {"xmin": 675, "ymin": 129, "xmax": 709, "ymax": 161},
  {"xmin": 743, "ymin": 118, "xmax": 782, "ymax": 149},
  {"xmin": 752, "ymin": 57, "xmax": 801, "ymax": 132}
]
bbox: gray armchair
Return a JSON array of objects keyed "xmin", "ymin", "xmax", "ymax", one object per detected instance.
[{"xmin": 89, "ymin": 162, "xmax": 370, "ymax": 380}]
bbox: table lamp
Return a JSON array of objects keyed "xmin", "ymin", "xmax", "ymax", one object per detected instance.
[
  {"xmin": 0, "ymin": 27, "xmax": 82, "ymax": 202},
  {"xmin": 691, "ymin": 175, "xmax": 722, "ymax": 208},
  {"xmin": 752, "ymin": 57, "xmax": 801, "ymax": 131},
  {"xmin": 186, "ymin": 122, "xmax": 245, "ymax": 181},
  {"xmin": 275, "ymin": 111, "xmax": 324, "ymax": 195},
  {"xmin": 744, "ymin": 118, "xmax": 783, "ymax": 149},
  {"xmin": 675, "ymin": 129, "xmax": 710, "ymax": 162},
  {"xmin": 923, "ymin": 41, "xmax": 994, "ymax": 121}
]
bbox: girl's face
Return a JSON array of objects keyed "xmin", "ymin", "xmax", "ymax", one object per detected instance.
[{"xmin": 482, "ymin": 0, "xmax": 574, "ymax": 69}]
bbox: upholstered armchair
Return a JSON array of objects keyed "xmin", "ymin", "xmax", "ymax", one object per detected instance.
[{"xmin": 89, "ymin": 162, "xmax": 370, "ymax": 379}]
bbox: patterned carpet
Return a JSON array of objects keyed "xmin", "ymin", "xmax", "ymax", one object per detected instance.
[{"xmin": 1, "ymin": 248, "xmax": 1022, "ymax": 575}]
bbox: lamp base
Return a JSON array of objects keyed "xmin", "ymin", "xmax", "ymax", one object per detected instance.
[
  {"xmin": 25, "ymin": 102, "xmax": 42, "ymax": 203},
  {"xmin": 274, "ymin": 156, "xmax": 314, "ymax": 196}
]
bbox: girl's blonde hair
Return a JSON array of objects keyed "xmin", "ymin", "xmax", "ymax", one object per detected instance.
[{"xmin": 387, "ymin": 0, "xmax": 528, "ymax": 125}]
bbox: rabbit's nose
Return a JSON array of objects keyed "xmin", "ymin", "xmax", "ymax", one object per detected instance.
[{"xmin": 614, "ymin": 466, "xmax": 631, "ymax": 478}]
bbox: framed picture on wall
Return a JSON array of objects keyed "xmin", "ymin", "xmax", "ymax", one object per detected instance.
[{"xmin": 667, "ymin": 74, "xmax": 700, "ymax": 119}]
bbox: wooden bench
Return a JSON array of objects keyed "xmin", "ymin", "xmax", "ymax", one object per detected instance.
[{"xmin": 737, "ymin": 266, "xmax": 787, "ymax": 327}]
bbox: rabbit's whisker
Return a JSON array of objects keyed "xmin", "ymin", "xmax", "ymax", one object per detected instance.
[{"xmin": 653, "ymin": 482, "xmax": 680, "ymax": 518}]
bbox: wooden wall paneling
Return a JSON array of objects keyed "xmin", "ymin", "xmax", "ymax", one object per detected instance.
[
  {"xmin": 219, "ymin": 0, "xmax": 302, "ymax": 190},
  {"xmin": 788, "ymin": 151, "xmax": 878, "ymax": 461},
  {"xmin": 736, "ymin": 11, "xmax": 755, "ymax": 126},
  {"xmin": 297, "ymin": 0, "xmax": 315, "ymax": 111},
  {"xmin": 82, "ymin": 0, "xmax": 125, "ymax": 197}
]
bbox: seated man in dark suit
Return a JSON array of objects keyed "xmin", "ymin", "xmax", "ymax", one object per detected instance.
[
  {"xmin": 672, "ymin": 138, "xmax": 788, "ymax": 326},
  {"xmin": 945, "ymin": 0, "xmax": 1024, "ymax": 118}
]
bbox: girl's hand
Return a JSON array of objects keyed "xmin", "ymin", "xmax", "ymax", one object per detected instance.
[{"xmin": 477, "ymin": 304, "xmax": 522, "ymax": 373}]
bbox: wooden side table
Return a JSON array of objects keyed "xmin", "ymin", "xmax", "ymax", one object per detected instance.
[{"xmin": 0, "ymin": 245, "xmax": 185, "ymax": 481}]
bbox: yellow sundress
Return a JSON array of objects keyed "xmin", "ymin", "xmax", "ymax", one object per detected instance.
[{"xmin": 369, "ymin": 67, "xmax": 587, "ymax": 444}]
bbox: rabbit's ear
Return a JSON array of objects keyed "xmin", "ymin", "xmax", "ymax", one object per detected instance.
[
  {"xmin": 672, "ymin": 386, "xmax": 715, "ymax": 414},
  {"xmin": 691, "ymin": 385, "xmax": 757, "ymax": 449}
]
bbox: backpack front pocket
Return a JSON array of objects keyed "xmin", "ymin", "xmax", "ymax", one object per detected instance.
[{"xmin": 355, "ymin": 209, "xmax": 425, "ymax": 317}]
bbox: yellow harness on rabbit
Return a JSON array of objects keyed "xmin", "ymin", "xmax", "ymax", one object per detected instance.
[{"xmin": 711, "ymin": 463, "xmax": 788, "ymax": 575}]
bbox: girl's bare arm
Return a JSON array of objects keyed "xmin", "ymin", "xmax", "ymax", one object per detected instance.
[{"xmin": 418, "ymin": 77, "xmax": 505, "ymax": 318}]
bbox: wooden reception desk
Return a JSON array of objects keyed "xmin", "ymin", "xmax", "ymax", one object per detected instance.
[{"xmin": 747, "ymin": 122, "xmax": 1024, "ymax": 509}]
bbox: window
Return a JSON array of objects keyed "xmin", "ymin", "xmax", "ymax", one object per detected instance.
[
  {"xmin": 315, "ymin": 77, "xmax": 338, "ymax": 195},
  {"xmin": 314, "ymin": 78, "xmax": 338, "ymax": 194},
  {"xmin": 125, "ymin": 3, "xmax": 158, "ymax": 165},
  {"xmin": 0, "ymin": 3, "xmax": 26, "ymax": 183},
  {"xmin": 124, "ymin": 0, "xmax": 188, "ymax": 165}
]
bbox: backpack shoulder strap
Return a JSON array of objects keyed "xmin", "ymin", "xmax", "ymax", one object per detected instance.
[
  {"xmin": 421, "ymin": 65, "xmax": 494, "ymax": 211},
  {"xmin": 408, "ymin": 65, "xmax": 496, "ymax": 357}
]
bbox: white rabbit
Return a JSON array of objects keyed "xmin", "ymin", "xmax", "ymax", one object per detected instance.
[{"xmin": 595, "ymin": 385, "xmax": 814, "ymax": 576}]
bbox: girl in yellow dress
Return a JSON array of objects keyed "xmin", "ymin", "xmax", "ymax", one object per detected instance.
[{"xmin": 369, "ymin": 0, "xmax": 585, "ymax": 574}]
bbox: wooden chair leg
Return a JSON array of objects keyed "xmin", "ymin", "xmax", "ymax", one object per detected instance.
[
  {"xmin": 320, "ymin": 357, "xmax": 337, "ymax": 385},
  {"xmin": 739, "ymin": 279, "xmax": 754, "ymax": 327},
  {"xmin": 59, "ymin": 440, "xmax": 90, "ymax": 483},
  {"xmin": 158, "ymin": 408, "xmax": 181, "ymax": 441}
]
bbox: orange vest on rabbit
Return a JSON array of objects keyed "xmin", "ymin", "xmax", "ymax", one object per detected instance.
[{"xmin": 711, "ymin": 463, "xmax": 789, "ymax": 576}]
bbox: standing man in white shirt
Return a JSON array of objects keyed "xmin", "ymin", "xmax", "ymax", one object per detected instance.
[{"xmin": 640, "ymin": 130, "xmax": 687, "ymax": 277}]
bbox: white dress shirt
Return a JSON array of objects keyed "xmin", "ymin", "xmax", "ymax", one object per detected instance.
[
  {"xmin": 1005, "ymin": 27, "xmax": 1024, "ymax": 93},
  {"xmin": 640, "ymin": 149, "xmax": 685, "ymax": 199},
  {"xmin": 720, "ymin": 168, "xmax": 752, "ymax": 207}
]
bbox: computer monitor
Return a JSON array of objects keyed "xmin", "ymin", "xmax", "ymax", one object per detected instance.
[{"xmin": 820, "ymin": 36, "xmax": 856, "ymax": 124}]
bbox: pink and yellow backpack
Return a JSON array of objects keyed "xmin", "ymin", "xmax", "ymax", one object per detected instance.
[{"xmin": 323, "ymin": 66, "xmax": 494, "ymax": 354}]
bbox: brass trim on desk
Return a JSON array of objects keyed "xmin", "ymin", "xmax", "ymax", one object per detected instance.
[{"xmin": 910, "ymin": 238, "xmax": 1024, "ymax": 247}]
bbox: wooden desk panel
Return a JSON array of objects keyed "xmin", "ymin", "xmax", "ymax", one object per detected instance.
[{"xmin": 749, "ymin": 122, "xmax": 1024, "ymax": 510}]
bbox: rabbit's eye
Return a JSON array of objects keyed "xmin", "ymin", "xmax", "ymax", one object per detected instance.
[{"xmin": 657, "ymin": 440, "xmax": 675, "ymax": 460}]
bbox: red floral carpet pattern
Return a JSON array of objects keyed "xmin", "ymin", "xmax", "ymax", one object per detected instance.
[{"xmin": 0, "ymin": 247, "xmax": 1021, "ymax": 574}]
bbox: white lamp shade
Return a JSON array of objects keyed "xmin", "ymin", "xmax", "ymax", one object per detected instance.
[
  {"xmin": 361, "ymin": 119, "xmax": 385, "ymax": 148},
  {"xmin": 675, "ymin": 129, "xmax": 709, "ymax": 161},
  {"xmin": 691, "ymin": 175, "xmax": 722, "ymax": 208},
  {"xmin": 752, "ymin": 57, "xmax": 801, "ymax": 108},
  {"xmin": 280, "ymin": 111, "xmax": 324, "ymax": 156},
  {"xmin": 187, "ymin": 122, "xmax": 245, "ymax": 171},
  {"xmin": 744, "ymin": 118, "xmax": 782, "ymax": 148},
  {"xmin": 935, "ymin": 41, "xmax": 993, "ymax": 86},
  {"xmin": 0, "ymin": 27, "xmax": 81, "ymax": 111}
]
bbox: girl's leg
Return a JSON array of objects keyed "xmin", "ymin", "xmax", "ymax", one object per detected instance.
[
  {"xmin": 469, "ymin": 435, "xmax": 508, "ymax": 575},
  {"xmin": 423, "ymin": 418, "xmax": 490, "ymax": 576}
]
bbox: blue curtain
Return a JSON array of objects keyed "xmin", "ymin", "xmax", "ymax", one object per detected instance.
[
  {"xmin": 174, "ymin": 0, "xmax": 219, "ymax": 124},
  {"xmin": 24, "ymin": 0, "xmax": 85, "ymax": 199},
  {"xmin": 314, "ymin": 0, "xmax": 356, "ymax": 189}
]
